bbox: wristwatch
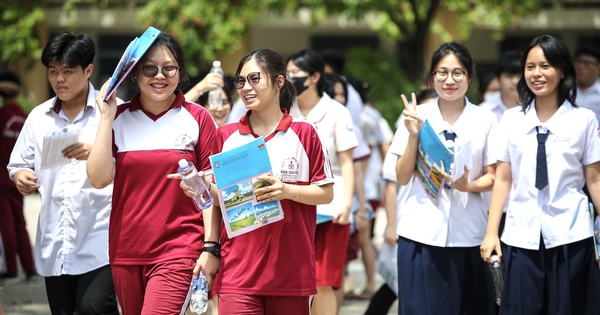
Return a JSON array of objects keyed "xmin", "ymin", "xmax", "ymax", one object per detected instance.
[{"xmin": 202, "ymin": 244, "xmax": 221, "ymax": 258}]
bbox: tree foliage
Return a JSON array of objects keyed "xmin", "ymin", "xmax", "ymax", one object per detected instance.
[
  {"xmin": 294, "ymin": 0, "xmax": 547, "ymax": 80},
  {"xmin": 1, "ymin": 0, "xmax": 553, "ymax": 78},
  {"xmin": 0, "ymin": 0, "xmax": 46, "ymax": 67}
]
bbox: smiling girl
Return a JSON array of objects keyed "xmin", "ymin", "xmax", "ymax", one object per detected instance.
[
  {"xmin": 391, "ymin": 42, "xmax": 497, "ymax": 314},
  {"xmin": 480, "ymin": 34, "xmax": 600, "ymax": 314},
  {"xmin": 87, "ymin": 33, "xmax": 218, "ymax": 314}
]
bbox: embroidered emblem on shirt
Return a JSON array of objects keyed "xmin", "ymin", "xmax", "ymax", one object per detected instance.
[{"xmin": 280, "ymin": 157, "xmax": 299, "ymax": 183}]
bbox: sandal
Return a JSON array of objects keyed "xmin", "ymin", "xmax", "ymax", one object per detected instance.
[{"xmin": 356, "ymin": 289, "xmax": 375, "ymax": 300}]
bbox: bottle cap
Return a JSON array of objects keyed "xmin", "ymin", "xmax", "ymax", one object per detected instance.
[
  {"xmin": 212, "ymin": 61, "xmax": 221, "ymax": 67},
  {"xmin": 491, "ymin": 255, "xmax": 499, "ymax": 263},
  {"xmin": 178, "ymin": 159, "xmax": 188, "ymax": 168}
]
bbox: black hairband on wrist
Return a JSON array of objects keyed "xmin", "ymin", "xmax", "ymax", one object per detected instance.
[{"xmin": 203, "ymin": 240, "xmax": 220, "ymax": 246}]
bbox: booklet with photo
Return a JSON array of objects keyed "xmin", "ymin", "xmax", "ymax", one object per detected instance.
[
  {"xmin": 210, "ymin": 137, "xmax": 284, "ymax": 238},
  {"xmin": 415, "ymin": 119, "xmax": 454, "ymax": 205},
  {"xmin": 103, "ymin": 26, "xmax": 161, "ymax": 101}
]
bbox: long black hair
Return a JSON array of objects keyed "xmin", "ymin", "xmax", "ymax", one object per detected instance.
[
  {"xmin": 235, "ymin": 49, "xmax": 296, "ymax": 112},
  {"xmin": 517, "ymin": 35, "xmax": 577, "ymax": 111}
]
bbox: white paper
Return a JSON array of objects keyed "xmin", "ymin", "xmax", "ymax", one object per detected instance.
[{"xmin": 40, "ymin": 125, "xmax": 81, "ymax": 170}]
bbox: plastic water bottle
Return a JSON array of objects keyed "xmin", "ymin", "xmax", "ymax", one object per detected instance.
[
  {"xmin": 208, "ymin": 60, "xmax": 224, "ymax": 108},
  {"xmin": 490, "ymin": 254, "xmax": 503, "ymax": 305},
  {"xmin": 189, "ymin": 271, "xmax": 209, "ymax": 314},
  {"xmin": 178, "ymin": 159, "xmax": 213, "ymax": 210}
]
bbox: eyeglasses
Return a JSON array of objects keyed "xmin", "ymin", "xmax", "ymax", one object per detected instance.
[
  {"xmin": 233, "ymin": 72, "xmax": 261, "ymax": 89},
  {"xmin": 140, "ymin": 65, "xmax": 180, "ymax": 78},
  {"xmin": 433, "ymin": 69, "xmax": 466, "ymax": 82},
  {"xmin": 286, "ymin": 68, "xmax": 307, "ymax": 78},
  {"xmin": 574, "ymin": 59, "xmax": 598, "ymax": 68}
]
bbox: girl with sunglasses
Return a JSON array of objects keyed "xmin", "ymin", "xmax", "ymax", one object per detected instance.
[
  {"xmin": 88, "ymin": 33, "xmax": 218, "ymax": 314},
  {"xmin": 391, "ymin": 42, "xmax": 497, "ymax": 314},
  {"xmin": 480, "ymin": 35, "xmax": 600, "ymax": 314},
  {"xmin": 286, "ymin": 49, "xmax": 363, "ymax": 315},
  {"xmin": 194, "ymin": 48, "xmax": 334, "ymax": 314}
]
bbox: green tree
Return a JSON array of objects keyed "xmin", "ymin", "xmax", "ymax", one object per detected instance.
[
  {"xmin": 1, "ymin": 0, "xmax": 549, "ymax": 78},
  {"xmin": 295, "ymin": 0, "xmax": 545, "ymax": 81},
  {"xmin": 0, "ymin": 0, "xmax": 45, "ymax": 67}
]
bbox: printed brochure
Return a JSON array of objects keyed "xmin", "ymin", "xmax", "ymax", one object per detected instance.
[
  {"xmin": 210, "ymin": 137, "xmax": 284, "ymax": 238},
  {"xmin": 415, "ymin": 120, "xmax": 454, "ymax": 205},
  {"xmin": 103, "ymin": 26, "xmax": 161, "ymax": 101}
]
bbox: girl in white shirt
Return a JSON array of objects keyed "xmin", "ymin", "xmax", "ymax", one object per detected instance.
[
  {"xmin": 392, "ymin": 42, "xmax": 497, "ymax": 314},
  {"xmin": 481, "ymin": 34, "xmax": 600, "ymax": 314}
]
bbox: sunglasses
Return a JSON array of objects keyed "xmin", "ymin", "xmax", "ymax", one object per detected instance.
[
  {"xmin": 140, "ymin": 65, "xmax": 180, "ymax": 78},
  {"xmin": 233, "ymin": 72, "xmax": 261, "ymax": 89}
]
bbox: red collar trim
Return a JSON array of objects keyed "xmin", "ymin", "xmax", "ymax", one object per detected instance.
[
  {"xmin": 129, "ymin": 90, "xmax": 185, "ymax": 120},
  {"xmin": 238, "ymin": 108, "xmax": 293, "ymax": 141}
]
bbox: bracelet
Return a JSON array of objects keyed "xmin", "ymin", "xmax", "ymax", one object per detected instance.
[
  {"xmin": 356, "ymin": 212, "xmax": 369, "ymax": 219},
  {"xmin": 293, "ymin": 185, "xmax": 300, "ymax": 200},
  {"xmin": 203, "ymin": 240, "xmax": 220, "ymax": 246}
]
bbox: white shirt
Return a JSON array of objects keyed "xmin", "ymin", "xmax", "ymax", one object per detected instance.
[
  {"xmin": 227, "ymin": 97, "xmax": 246, "ymax": 123},
  {"xmin": 496, "ymin": 101, "xmax": 600, "ymax": 249},
  {"xmin": 361, "ymin": 106, "xmax": 393, "ymax": 201},
  {"xmin": 576, "ymin": 79, "xmax": 600, "ymax": 123},
  {"xmin": 390, "ymin": 98, "xmax": 497, "ymax": 247},
  {"xmin": 479, "ymin": 94, "xmax": 509, "ymax": 123},
  {"xmin": 7, "ymin": 82, "xmax": 113, "ymax": 276},
  {"xmin": 290, "ymin": 93, "xmax": 358, "ymax": 217}
]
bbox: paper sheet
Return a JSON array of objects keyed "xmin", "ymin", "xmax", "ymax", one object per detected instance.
[{"xmin": 40, "ymin": 125, "xmax": 80, "ymax": 170}]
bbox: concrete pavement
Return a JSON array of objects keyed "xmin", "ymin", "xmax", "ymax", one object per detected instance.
[{"xmin": 1, "ymin": 193, "xmax": 398, "ymax": 315}]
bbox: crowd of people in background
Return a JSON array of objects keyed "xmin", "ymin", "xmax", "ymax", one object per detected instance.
[{"xmin": 1, "ymin": 28, "xmax": 599, "ymax": 315}]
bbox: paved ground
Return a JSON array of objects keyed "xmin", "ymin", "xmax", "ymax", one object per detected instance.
[{"xmin": 1, "ymin": 193, "xmax": 398, "ymax": 315}]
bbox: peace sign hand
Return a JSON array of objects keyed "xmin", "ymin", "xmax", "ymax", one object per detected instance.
[{"xmin": 401, "ymin": 93, "xmax": 424, "ymax": 137}]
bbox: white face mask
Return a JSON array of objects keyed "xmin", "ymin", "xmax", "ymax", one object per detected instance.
[{"xmin": 484, "ymin": 91, "xmax": 501, "ymax": 102}]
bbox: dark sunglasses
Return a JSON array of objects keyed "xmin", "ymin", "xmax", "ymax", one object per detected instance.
[
  {"xmin": 140, "ymin": 65, "xmax": 180, "ymax": 78},
  {"xmin": 233, "ymin": 72, "xmax": 261, "ymax": 89}
]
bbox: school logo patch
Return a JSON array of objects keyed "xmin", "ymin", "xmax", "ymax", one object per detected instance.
[{"xmin": 280, "ymin": 157, "xmax": 299, "ymax": 183}]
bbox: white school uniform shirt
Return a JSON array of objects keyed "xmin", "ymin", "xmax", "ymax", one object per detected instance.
[
  {"xmin": 290, "ymin": 93, "xmax": 358, "ymax": 216},
  {"xmin": 7, "ymin": 82, "xmax": 113, "ymax": 276},
  {"xmin": 576, "ymin": 79, "xmax": 600, "ymax": 123},
  {"xmin": 496, "ymin": 101, "xmax": 600, "ymax": 250},
  {"xmin": 389, "ymin": 97, "xmax": 497, "ymax": 247},
  {"xmin": 479, "ymin": 94, "xmax": 508, "ymax": 123}
]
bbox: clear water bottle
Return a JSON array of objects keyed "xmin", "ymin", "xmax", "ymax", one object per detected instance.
[
  {"xmin": 490, "ymin": 254, "xmax": 503, "ymax": 305},
  {"xmin": 178, "ymin": 159, "xmax": 213, "ymax": 210},
  {"xmin": 189, "ymin": 271, "xmax": 209, "ymax": 314},
  {"xmin": 208, "ymin": 60, "xmax": 224, "ymax": 108}
]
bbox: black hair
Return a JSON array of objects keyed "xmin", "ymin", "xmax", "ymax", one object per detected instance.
[
  {"xmin": 236, "ymin": 49, "xmax": 296, "ymax": 112},
  {"xmin": 574, "ymin": 45, "xmax": 600, "ymax": 62},
  {"xmin": 517, "ymin": 35, "xmax": 577, "ymax": 110},
  {"xmin": 287, "ymin": 49, "xmax": 326, "ymax": 96},
  {"xmin": 426, "ymin": 42, "xmax": 475, "ymax": 89},
  {"xmin": 322, "ymin": 73, "xmax": 348, "ymax": 105},
  {"xmin": 41, "ymin": 32, "xmax": 95, "ymax": 69},
  {"xmin": 496, "ymin": 50, "xmax": 523, "ymax": 77},
  {"xmin": 0, "ymin": 70, "xmax": 22, "ymax": 99},
  {"xmin": 134, "ymin": 33, "xmax": 190, "ymax": 90},
  {"xmin": 478, "ymin": 72, "xmax": 497, "ymax": 96},
  {"xmin": 319, "ymin": 49, "xmax": 346, "ymax": 74},
  {"xmin": 416, "ymin": 89, "xmax": 438, "ymax": 104},
  {"xmin": 346, "ymin": 77, "xmax": 370, "ymax": 104}
]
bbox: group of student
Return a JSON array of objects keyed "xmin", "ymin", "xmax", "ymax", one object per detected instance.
[
  {"xmin": 2, "ymin": 27, "xmax": 600, "ymax": 315},
  {"xmin": 387, "ymin": 36, "xmax": 600, "ymax": 315}
]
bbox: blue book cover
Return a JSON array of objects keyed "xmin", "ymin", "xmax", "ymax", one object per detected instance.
[
  {"xmin": 210, "ymin": 137, "xmax": 284, "ymax": 238},
  {"xmin": 415, "ymin": 120, "xmax": 454, "ymax": 205},
  {"xmin": 103, "ymin": 26, "xmax": 161, "ymax": 101}
]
